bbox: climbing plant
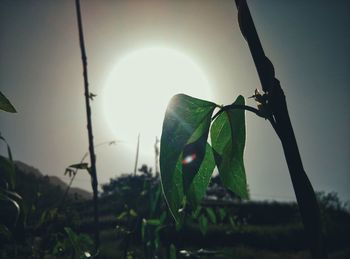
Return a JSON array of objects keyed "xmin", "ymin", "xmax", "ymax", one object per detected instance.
[{"xmin": 160, "ymin": 94, "xmax": 250, "ymax": 221}]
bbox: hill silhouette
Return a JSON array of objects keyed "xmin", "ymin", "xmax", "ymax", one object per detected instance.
[{"xmin": 14, "ymin": 160, "xmax": 91, "ymax": 200}]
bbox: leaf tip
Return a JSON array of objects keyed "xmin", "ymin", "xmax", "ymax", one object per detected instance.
[{"xmin": 235, "ymin": 95, "xmax": 245, "ymax": 105}]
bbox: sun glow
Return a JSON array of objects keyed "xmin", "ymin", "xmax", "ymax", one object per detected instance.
[{"xmin": 103, "ymin": 46, "xmax": 212, "ymax": 152}]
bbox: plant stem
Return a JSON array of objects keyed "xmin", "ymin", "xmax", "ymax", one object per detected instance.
[
  {"xmin": 234, "ymin": 0, "xmax": 327, "ymax": 258},
  {"xmin": 154, "ymin": 137, "xmax": 160, "ymax": 176},
  {"xmin": 59, "ymin": 140, "xmax": 117, "ymax": 209},
  {"xmin": 212, "ymin": 104, "xmax": 262, "ymax": 121},
  {"xmin": 134, "ymin": 133, "xmax": 140, "ymax": 176},
  {"xmin": 58, "ymin": 153, "xmax": 88, "ymax": 211},
  {"xmin": 75, "ymin": 0, "xmax": 100, "ymax": 252},
  {"xmin": 270, "ymin": 80, "xmax": 327, "ymax": 258}
]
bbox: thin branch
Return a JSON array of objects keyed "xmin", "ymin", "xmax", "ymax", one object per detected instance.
[
  {"xmin": 58, "ymin": 140, "xmax": 117, "ymax": 211},
  {"xmin": 133, "ymin": 133, "xmax": 140, "ymax": 176},
  {"xmin": 75, "ymin": 0, "xmax": 100, "ymax": 253}
]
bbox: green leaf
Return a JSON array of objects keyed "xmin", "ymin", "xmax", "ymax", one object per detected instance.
[
  {"xmin": 155, "ymin": 225, "xmax": 162, "ymax": 248},
  {"xmin": 205, "ymin": 207, "xmax": 217, "ymax": 224},
  {"xmin": 0, "ymin": 136, "xmax": 15, "ymax": 189},
  {"xmin": 187, "ymin": 143, "xmax": 215, "ymax": 208},
  {"xmin": 144, "ymin": 219, "xmax": 161, "ymax": 226},
  {"xmin": 0, "ymin": 91, "xmax": 16, "ymax": 113},
  {"xmin": 141, "ymin": 219, "xmax": 146, "ymax": 241},
  {"xmin": 0, "ymin": 135, "xmax": 14, "ymax": 161},
  {"xmin": 0, "ymin": 155, "xmax": 15, "ymax": 190},
  {"xmin": 0, "ymin": 224, "xmax": 12, "ymax": 240},
  {"xmin": 159, "ymin": 211, "xmax": 167, "ymax": 223},
  {"xmin": 198, "ymin": 214, "xmax": 208, "ymax": 236},
  {"xmin": 1, "ymin": 189, "xmax": 23, "ymax": 205},
  {"xmin": 129, "ymin": 209, "xmax": 138, "ymax": 217},
  {"xmin": 0, "ymin": 189, "xmax": 20, "ymax": 226},
  {"xmin": 149, "ymin": 184, "xmax": 161, "ymax": 217},
  {"xmin": 170, "ymin": 244, "xmax": 177, "ymax": 259},
  {"xmin": 68, "ymin": 163, "xmax": 89, "ymax": 170},
  {"xmin": 217, "ymin": 208, "xmax": 227, "ymax": 222},
  {"xmin": 64, "ymin": 227, "xmax": 82, "ymax": 255},
  {"xmin": 117, "ymin": 211, "xmax": 128, "ymax": 220},
  {"xmin": 229, "ymin": 216, "xmax": 237, "ymax": 229},
  {"xmin": 210, "ymin": 95, "xmax": 248, "ymax": 199},
  {"xmin": 36, "ymin": 208, "xmax": 58, "ymax": 228},
  {"xmin": 191, "ymin": 206, "xmax": 202, "ymax": 219},
  {"xmin": 160, "ymin": 94, "xmax": 216, "ymax": 221}
]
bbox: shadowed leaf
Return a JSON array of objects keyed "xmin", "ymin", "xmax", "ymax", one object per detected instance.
[
  {"xmin": 64, "ymin": 168, "xmax": 76, "ymax": 177},
  {"xmin": 199, "ymin": 214, "xmax": 208, "ymax": 235},
  {"xmin": 187, "ymin": 143, "xmax": 215, "ymax": 208},
  {"xmin": 68, "ymin": 163, "xmax": 89, "ymax": 170},
  {"xmin": 0, "ymin": 190, "xmax": 20, "ymax": 226},
  {"xmin": 205, "ymin": 207, "xmax": 217, "ymax": 224},
  {"xmin": 210, "ymin": 95, "xmax": 248, "ymax": 198},
  {"xmin": 0, "ymin": 136, "xmax": 15, "ymax": 189},
  {"xmin": 0, "ymin": 91, "xmax": 16, "ymax": 113},
  {"xmin": 0, "ymin": 156, "xmax": 15, "ymax": 190},
  {"xmin": 170, "ymin": 244, "xmax": 177, "ymax": 259},
  {"xmin": 0, "ymin": 225, "xmax": 12, "ymax": 241}
]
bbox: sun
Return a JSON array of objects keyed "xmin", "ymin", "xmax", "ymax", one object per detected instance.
[{"xmin": 103, "ymin": 46, "xmax": 212, "ymax": 152}]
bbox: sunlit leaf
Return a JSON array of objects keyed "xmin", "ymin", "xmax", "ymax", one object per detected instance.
[
  {"xmin": 0, "ymin": 91, "xmax": 16, "ymax": 113},
  {"xmin": 160, "ymin": 94, "xmax": 216, "ymax": 221},
  {"xmin": 210, "ymin": 95, "xmax": 248, "ymax": 198}
]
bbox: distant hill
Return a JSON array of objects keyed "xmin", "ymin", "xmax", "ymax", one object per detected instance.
[{"xmin": 14, "ymin": 161, "xmax": 92, "ymax": 200}]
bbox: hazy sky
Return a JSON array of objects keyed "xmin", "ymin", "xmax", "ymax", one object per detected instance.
[{"xmin": 1, "ymin": 0, "xmax": 349, "ymax": 202}]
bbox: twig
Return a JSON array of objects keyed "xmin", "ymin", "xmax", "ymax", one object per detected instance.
[
  {"xmin": 75, "ymin": 0, "xmax": 100, "ymax": 252},
  {"xmin": 59, "ymin": 140, "xmax": 117, "ymax": 211},
  {"xmin": 134, "ymin": 134, "xmax": 140, "ymax": 176}
]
